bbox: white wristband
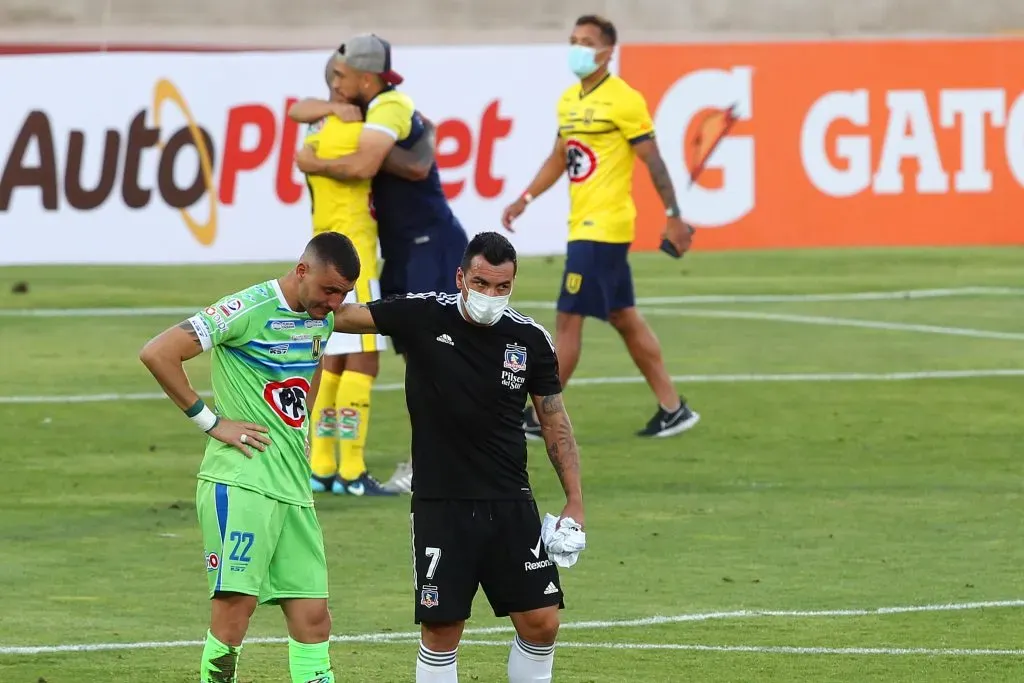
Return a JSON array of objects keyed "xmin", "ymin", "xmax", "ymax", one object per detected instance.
[{"xmin": 187, "ymin": 403, "xmax": 219, "ymax": 432}]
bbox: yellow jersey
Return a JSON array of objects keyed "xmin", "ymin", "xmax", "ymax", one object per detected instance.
[
  {"xmin": 556, "ymin": 75, "xmax": 655, "ymax": 244},
  {"xmin": 364, "ymin": 89, "xmax": 415, "ymax": 143},
  {"xmin": 303, "ymin": 116, "xmax": 377, "ymax": 252}
]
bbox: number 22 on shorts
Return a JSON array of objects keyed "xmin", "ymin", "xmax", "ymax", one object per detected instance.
[{"xmin": 229, "ymin": 531, "xmax": 255, "ymax": 563}]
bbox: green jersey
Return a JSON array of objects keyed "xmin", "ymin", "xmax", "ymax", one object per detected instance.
[{"xmin": 187, "ymin": 279, "xmax": 332, "ymax": 507}]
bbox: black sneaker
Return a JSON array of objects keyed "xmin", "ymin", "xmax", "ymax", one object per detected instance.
[
  {"xmin": 523, "ymin": 406, "xmax": 543, "ymax": 441},
  {"xmin": 637, "ymin": 399, "xmax": 701, "ymax": 437},
  {"xmin": 338, "ymin": 471, "xmax": 399, "ymax": 497}
]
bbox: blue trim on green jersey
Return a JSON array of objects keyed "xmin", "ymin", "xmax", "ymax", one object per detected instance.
[
  {"xmin": 225, "ymin": 346, "xmax": 320, "ymax": 372},
  {"xmin": 244, "ymin": 339, "xmax": 315, "ymax": 351}
]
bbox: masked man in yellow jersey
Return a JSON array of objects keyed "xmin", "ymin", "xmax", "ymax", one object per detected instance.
[
  {"xmin": 297, "ymin": 53, "xmax": 429, "ymax": 496},
  {"xmin": 503, "ymin": 15, "xmax": 701, "ymax": 439}
]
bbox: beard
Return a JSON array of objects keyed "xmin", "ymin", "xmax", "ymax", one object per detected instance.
[{"xmin": 348, "ymin": 90, "xmax": 368, "ymax": 108}]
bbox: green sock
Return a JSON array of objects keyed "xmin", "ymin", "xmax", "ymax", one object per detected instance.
[
  {"xmin": 288, "ymin": 637, "xmax": 335, "ymax": 683},
  {"xmin": 201, "ymin": 630, "xmax": 242, "ymax": 683}
]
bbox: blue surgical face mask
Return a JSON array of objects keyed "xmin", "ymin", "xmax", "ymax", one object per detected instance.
[{"xmin": 568, "ymin": 45, "xmax": 600, "ymax": 79}]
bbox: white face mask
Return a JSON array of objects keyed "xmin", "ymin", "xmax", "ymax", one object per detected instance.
[{"xmin": 461, "ymin": 287, "xmax": 511, "ymax": 326}]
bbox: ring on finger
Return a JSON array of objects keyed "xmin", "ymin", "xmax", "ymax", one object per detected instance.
[{"xmin": 240, "ymin": 433, "xmax": 248, "ymax": 445}]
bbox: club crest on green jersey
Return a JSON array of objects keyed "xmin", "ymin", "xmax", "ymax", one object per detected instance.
[{"xmin": 263, "ymin": 377, "xmax": 310, "ymax": 429}]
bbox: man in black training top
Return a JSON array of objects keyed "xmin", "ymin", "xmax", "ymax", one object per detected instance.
[{"xmin": 332, "ymin": 231, "xmax": 585, "ymax": 683}]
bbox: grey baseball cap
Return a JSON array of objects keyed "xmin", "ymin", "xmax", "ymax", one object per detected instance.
[{"xmin": 336, "ymin": 34, "xmax": 404, "ymax": 85}]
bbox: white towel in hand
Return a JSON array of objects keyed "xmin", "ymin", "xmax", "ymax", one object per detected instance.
[{"xmin": 541, "ymin": 513, "xmax": 587, "ymax": 568}]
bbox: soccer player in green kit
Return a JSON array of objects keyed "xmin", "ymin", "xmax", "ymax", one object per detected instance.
[{"xmin": 139, "ymin": 232, "xmax": 360, "ymax": 683}]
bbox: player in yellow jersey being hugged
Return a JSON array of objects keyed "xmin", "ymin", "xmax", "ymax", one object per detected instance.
[
  {"xmin": 296, "ymin": 35, "xmax": 469, "ymax": 494},
  {"xmin": 503, "ymin": 15, "xmax": 700, "ymax": 439},
  {"xmin": 299, "ymin": 53, "xmax": 412, "ymax": 497}
]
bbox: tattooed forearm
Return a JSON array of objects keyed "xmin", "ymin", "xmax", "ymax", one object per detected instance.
[
  {"xmin": 411, "ymin": 119, "xmax": 436, "ymax": 163},
  {"xmin": 421, "ymin": 119, "xmax": 437, "ymax": 150},
  {"xmin": 139, "ymin": 322, "xmax": 206, "ymax": 411},
  {"xmin": 177, "ymin": 320, "xmax": 202, "ymax": 349},
  {"xmin": 644, "ymin": 151, "xmax": 680, "ymax": 215},
  {"xmin": 540, "ymin": 393, "xmax": 563, "ymax": 416},
  {"xmin": 383, "ymin": 123, "xmax": 435, "ymax": 179},
  {"xmin": 537, "ymin": 394, "xmax": 583, "ymax": 501}
]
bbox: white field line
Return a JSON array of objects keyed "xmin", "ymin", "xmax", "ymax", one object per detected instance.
[
  {"xmin": 2, "ymin": 291, "xmax": 1021, "ymax": 346},
  {"xmin": 455, "ymin": 640, "xmax": 1024, "ymax": 656},
  {"xmin": 641, "ymin": 307, "xmax": 1024, "ymax": 342},
  {"xmin": 627, "ymin": 286, "xmax": 1024, "ymax": 305},
  {"xmin": 1, "ymin": 286, "xmax": 1022, "ymax": 318},
  {"xmin": 2, "ymin": 599, "xmax": 1022, "ymax": 656},
  {"xmin": 3, "ymin": 369, "xmax": 1024, "ymax": 405}
]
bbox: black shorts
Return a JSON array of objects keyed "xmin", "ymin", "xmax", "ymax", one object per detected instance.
[{"xmin": 410, "ymin": 499, "xmax": 564, "ymax": 624}]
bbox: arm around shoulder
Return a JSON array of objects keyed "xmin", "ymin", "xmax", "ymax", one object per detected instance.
[
  {"xmin": 315, "ymin": 127, "xmax": 395, "ymax": 180},
  {"xmin": 289, "ymin": 99, "xmax": 363, "ymax": 124},
  {"xmin": 382, "ymin": 120, "xmax": 435, "ymax": 181},
  {"xmin": 288, "ymin": 98, "xmax": 334, "ymax": 123},
  {"xmin": 333, "ymin": 304, "xmax": 379, "ymax": 335}
]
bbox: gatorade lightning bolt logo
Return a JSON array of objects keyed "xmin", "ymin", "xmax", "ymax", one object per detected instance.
[{"xmin": 687, "ymin": 104, "xmax": 738, "ymax": 186}]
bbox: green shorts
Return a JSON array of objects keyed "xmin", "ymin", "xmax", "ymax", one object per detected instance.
[{"xmin": 196, "ymin": 480, "xmax": 328, "ymax": 604}]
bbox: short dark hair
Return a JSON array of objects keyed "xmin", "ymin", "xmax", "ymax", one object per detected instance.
[
  {"xmin": 575, "ymin": 14, "xmax": 617, "ymax": 46},
  {"xmin": 306, "ymin": 231, "xmax": 361, "ymax": 281},
  {"xmin": 461, "ymin": 231, "xmax": 517, "ymax": 276}
]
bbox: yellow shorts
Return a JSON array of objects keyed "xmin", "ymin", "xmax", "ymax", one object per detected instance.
[{"xmin": 323, "ymin": 230, "xmax": 387, "ymax": 356}]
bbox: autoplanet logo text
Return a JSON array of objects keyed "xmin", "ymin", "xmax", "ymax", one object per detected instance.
[{"xmin": 0, "ymin": 79, "xmax": 219, "ymax": 245}]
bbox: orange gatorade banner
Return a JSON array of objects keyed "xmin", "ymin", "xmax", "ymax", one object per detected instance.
[{"xmin": 621, "ymin": 39, "xmax": 1024, "ymax": 251}]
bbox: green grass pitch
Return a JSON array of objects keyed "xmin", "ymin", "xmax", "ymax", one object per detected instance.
[{"xmin": 1, "ymin": 246, "xmax": 1022, "ymax": 682}]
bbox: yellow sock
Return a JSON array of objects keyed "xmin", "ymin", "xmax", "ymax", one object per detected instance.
[
  {"xmin": 309, "ymin": 369, "xmax": 342, "ymax": 478},
  {"xmin": 337, "ymin": 371, "xmax": 374, "ymax": 481}
]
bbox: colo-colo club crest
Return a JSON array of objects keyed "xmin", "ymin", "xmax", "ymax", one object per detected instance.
[{"xmin": 504, "ymin": 344, "xmax": 527, "ymax": 373}]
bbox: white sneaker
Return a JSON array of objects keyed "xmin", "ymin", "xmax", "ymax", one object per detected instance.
[{"xmin": 381, "ymin": 459, "xmax": 413, "ymax": 494}]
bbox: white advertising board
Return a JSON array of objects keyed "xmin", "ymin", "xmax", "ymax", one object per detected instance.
[{"xmin": 0, "ymin": 45, "xmax": 606, "ymax": 264}]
